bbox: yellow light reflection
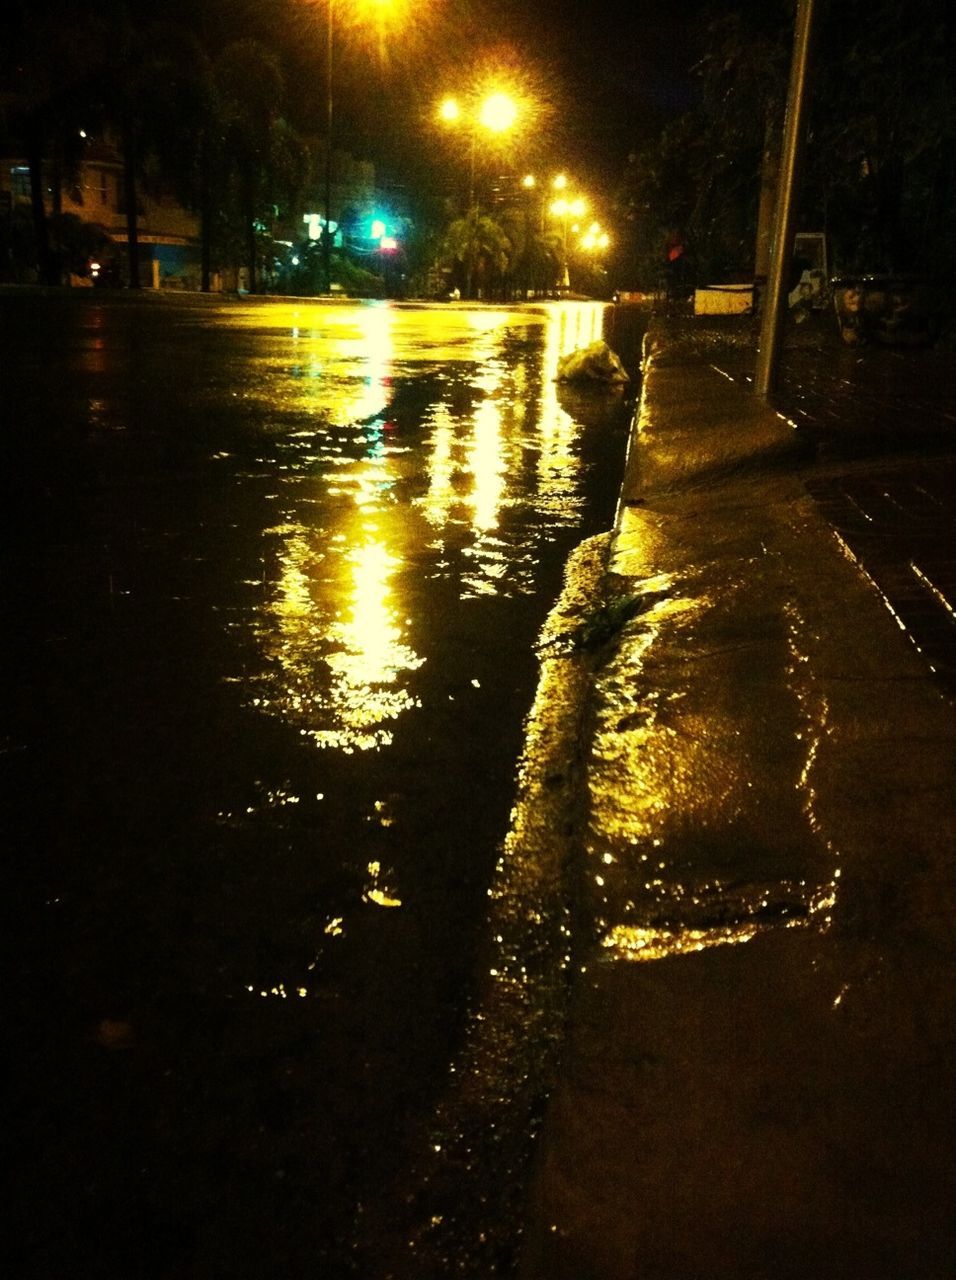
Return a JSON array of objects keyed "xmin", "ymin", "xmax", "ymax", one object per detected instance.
[
  {"xmin": 535, "ymin": 305, "xmax": 595, "ymax": 516},
  {"xmin": 420, "ymin": 401, "xmax": 458, "ymax": 529},
  {"xmin": 469, "ymin": 398, "xmax": 505, "ymax": 532},
  {"xmin": 247, "ymin": 301, "xmax": 616, "ymax": 746},
  {"xmin": 363, "ymin": 859, "xmax": 403, "ymax": 907},
  {"xmin": 335, "ymin": 541, "xmax": 409, "ymax": 687},
  {"xmin": 220, "ymin": 302, "xmax": 396, "ymax": 427},
  {"xmin": 311, "ymin": 536, "xmax": 425, "ymax": 752},
  {"xmin": 603, "ymin": 922, "xmax": 760, "ymax": 961},
  {"xmin": 250, "ymin": 307, "xmax": 430, "ymax": 752}
]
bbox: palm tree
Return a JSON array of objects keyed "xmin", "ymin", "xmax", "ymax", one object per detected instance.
[
  {"xmin": 213, "ymin": 40, "xmax": 307, "ymax": 294},
  {"xmin": 442, "ymin": 206, "xmax": 512, "ymax": 300},
  {"xmin": 498, "ymin": 206, "xmax": 564, "ymax": 299},
  {"xmin": 1, "ymin": 3, "xmax": 103, "ymax": 284},
  {"xmin": 82, "ymin": 5, "xmax": 212, "ymax": 289}
]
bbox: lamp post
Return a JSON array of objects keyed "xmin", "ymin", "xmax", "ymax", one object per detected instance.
[
  {"xmin": 324, "ymin": 0, "xmax": 334, "ymax": 295},
  {"xmin": 755, "ymin": 0, "xmax": 818, "ymax": 398},
  {"xmin": 577, "ymin": 222, "xmax": 611, "ymax": 297},
  {"xmin": 550, "ymin": 190, "xmax": 587, "ymax": 291},
  {"xmin": 438, "ymin": 90, "xmax": 519, "ymax": 214}
]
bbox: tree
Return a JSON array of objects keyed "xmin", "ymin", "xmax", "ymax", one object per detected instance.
[
  {"xmin": 77, "ymin": 3, "xmax": 216, "ymax": 289},
  {"xmin": 807, "ymin": 0, "xmax": 956, "ymax": 274},
  {"xmin": 494, "ymin": 202, "xmax": 564, "ymax": 299},
  {"xmin": 212, "ymin": 40, "xmax": 308, "ymax": 294},
  {"xmin": 1, "ymin": 2, "xmax": 104, "ymax": 284},
  {"xmin": 617, "ymin": 0, "xmax": 956, "ymax": 287},
  {"xmin": 442, "ymin": 207, "xmax": 512, "ymax": 300}
]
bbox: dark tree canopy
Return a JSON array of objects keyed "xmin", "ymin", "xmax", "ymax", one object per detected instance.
[{"xmin": 617, "ymin": 0, "xmax": 956, "ymax": 287}]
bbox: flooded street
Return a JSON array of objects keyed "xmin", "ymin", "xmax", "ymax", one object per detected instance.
[{"xmin": 3, "ymin": 294, "xmax": 639, "ymax": 1278}]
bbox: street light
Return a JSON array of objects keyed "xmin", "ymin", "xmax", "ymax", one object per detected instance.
[
  {"xmin": 549, "ymin": 187, "xmax": 588, "ymax": 289},
  {"xmin": 478, "ymin": 92, "xmax": 518, "ymax": 134},
  {"xmin": 324, "ymin": 0, "xmax": 334, "ymax": 295},
  {"xmin": 580, "ymin": 222, "xmax": 610, "ymax": 252},
  {"xmin": 437, "ymin": 89, "xmax": 520, "ymax": 210},
  {"xmin": 321, "ymin": 0, "xmax": 412, "ymax": 294}
]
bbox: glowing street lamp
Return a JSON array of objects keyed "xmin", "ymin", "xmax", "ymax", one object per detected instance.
[
  {"xmin": 320, "ymin": 0, "xmax": 413, "ymax": 294},
  {"xmin": 437, "ymin": 88, "xmax": 520, "ymax": 209},
  {"xmin": 479, "ymin": 91, "xmax": 518, "ymax": 133},
  {"xmin": 322, "ymin": 0, "xmax": 335, "ymax": 294},
  {"xmin": 580, "ymin": 224, "xmax": 611, "ymax": 252},
  {"xmin": 548, "ymin": 184, "xmax": 588, "ymax": 288}
]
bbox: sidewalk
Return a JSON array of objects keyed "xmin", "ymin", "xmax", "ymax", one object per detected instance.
[{"xmin": 517, "ymin": 317, "xmax": 956, "ymax": 1278}]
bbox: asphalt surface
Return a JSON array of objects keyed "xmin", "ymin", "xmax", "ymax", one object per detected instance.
[{"xmin": 2, "ymin": 289, "xmax": 638, "ymax": 1280}]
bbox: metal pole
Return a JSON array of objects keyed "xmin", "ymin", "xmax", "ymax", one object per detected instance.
[
  {"xmin": 754, "ymin": 0, "xmax": 817, "ymax": 399},
  {"xmin": 323, "ymin": 0, "xmax": 333, "ymax": 295}
]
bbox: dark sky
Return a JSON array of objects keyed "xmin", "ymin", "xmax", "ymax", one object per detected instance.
[
  {"xmin": 492, "ymin": 0, "xmax": 706, "ymax": 168},
  {"xmin": 4, "ymin": 0, "xmax": 716, "ymax": 211},
  {"xmin": 320, "ymin": 0, "xmax": 714, "ymax": 206}
]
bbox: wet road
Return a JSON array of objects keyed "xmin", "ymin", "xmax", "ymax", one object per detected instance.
[{"xmin": 2, "ymin": 293, "xmax": 640, "ymax": 1278}]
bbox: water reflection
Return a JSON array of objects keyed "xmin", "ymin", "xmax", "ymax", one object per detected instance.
[{"xmin": 242, "ymin": 302, "xmax": 614, "ymax": 752}]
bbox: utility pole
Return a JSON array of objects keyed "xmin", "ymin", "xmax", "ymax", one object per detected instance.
[
  {"xmin": 754, "ymin": 0, "xmax": 818, "ymax": 398},
  {"xmin": 323, "ymin": 0, "xmax": 334, "ymax": 296}
]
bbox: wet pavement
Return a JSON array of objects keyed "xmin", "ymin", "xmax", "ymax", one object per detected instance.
[
  {"xmin": 7, "ymin": 296, "xmax": 954, "ymax": 1278},
  {"xmin": 2, "ymin": 291, "xmax": 644, "ymax": 1279},
  {"xmin": 711, "ymin": 315, "xmax": 956, "ymax": 698},
  {"xmin": 518, "ymin": 313, "xmax": 956, "ymax": 1279}
]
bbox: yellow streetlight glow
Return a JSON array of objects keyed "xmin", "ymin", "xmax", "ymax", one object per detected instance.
[
  {"xmin": 553, "ymin": 173, "xmax": 567, "ymax": 190},
  {"xmin": 436, "ymin": 81, "xmax": 532, "ymax": 220},
  {"xmin": 580, "ymin": 227, "xmax": 611, "ymax": 252},
  {"xmin": 522, "ymin": 174, "xmax": 536, "ymax": 189},
  {"xmin": 479, "ymin": 91, "xmax": 518, "ymax": 133},
  {"xmin": 550, "ymin": 198, "xmax": 569, "ymax": 217},
  {"xmin": 569, "ymin": 197, "xmax": 587, "ymax": 217}
]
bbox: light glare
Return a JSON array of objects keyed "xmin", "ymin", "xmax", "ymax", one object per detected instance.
[{"xmin": 479, "ymin": 92, "xmax": 518, "ymax": 133}]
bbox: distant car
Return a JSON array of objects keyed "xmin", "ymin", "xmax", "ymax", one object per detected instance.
[{"xmin": 612, "ymin": 289, "xmax": 646, "ymax": 305}]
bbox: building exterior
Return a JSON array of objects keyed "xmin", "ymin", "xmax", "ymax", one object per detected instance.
[
  {"xmin": 1, "ymin": 133, "xmax": 202, "ymax": 288},
  {"xmin": 2, "ymin": 129, "xmax": 391, "ymax": 293}
]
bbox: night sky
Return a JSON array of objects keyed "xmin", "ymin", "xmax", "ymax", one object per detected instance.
[
  {"xmin": 282, "ymin": 0, "xmax": 717, "ymax": 202},
  {"xmin": 4, "ymin": 0, "xmax": 720, "ymax": 206},
  {"xmin": 371, "ymin": 0, "xmax": 709, "ymax": 188}
]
